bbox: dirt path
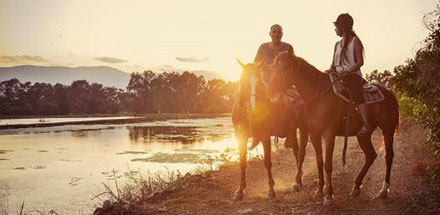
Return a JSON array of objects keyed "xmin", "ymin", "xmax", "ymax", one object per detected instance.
[{"xmin": 138, "ymin": 121, "xmax": 440, "ymax": 215}]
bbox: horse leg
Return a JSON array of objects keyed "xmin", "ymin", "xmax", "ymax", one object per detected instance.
[
  {"xmin": 292, "ymin": 127, "xmax": 308, "ymax": 192},
  {"xmin": 310, "ymin": 133, "xmax": 324, "ymax": 198},
  {"xmin": 262, "ymin": 137, "xmax": 275, "ymax": 199},
  {"xmin": 376, "ymin": 132, "xmax": 394, "ymax": 199},
  {"xmin": 350, "ymin": 134, "xmax": 377, "ymax": 197},
  {"xmin": 285, "ymin": 122, "xmax": 298, "ymax": 148},
  {"xmin": 233, "ymin": 131, "xmax": 249, "ymax": 201},
  {"xmin": 287, "ymin": 129, "xmax": 300, "ymax": 190},
  {"xmin": 322, "ymin": 132, "xmax": 336, "ymax": 206}
]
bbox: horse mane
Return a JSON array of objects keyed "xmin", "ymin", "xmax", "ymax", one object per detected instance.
[
  {"xmin": 273, "ymin": 51, "xmax": 323, "ymax": 77},
  {"xmin": 295, "ymin": 56, "xmax": 324, "ymax": 78},
  {"xmin": 273, "ymin": 51, "xmax": 329, "ymax": 98}
]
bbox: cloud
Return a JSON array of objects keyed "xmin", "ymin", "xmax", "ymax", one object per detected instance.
[
  {"xmin": 175, "ymin": 57, "xmax": 209, "ymax": 63},
  {"xmin": 94, "ymin": 56, "xmax": 127, "ymax": 63},
  {"xmin": 161, "ymin": 64, "xmax": 174, "ymax": 68},
  {"xmin": 0, "ymin": 55, "xmax": 48, "ymax": 63}
]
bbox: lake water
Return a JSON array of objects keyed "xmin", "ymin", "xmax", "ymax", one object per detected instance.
[
  {"xmin": 0, "ymin": 116, "xmax": 137, "ymax": 126},
  {"xmin": 0, "ymin": 117, "xmax": 264, "ymax": 214}
]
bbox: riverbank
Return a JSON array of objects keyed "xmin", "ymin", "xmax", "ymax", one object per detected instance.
[
  {"xmin": 0, "ymin": 116, "xmax": 236, "ymax": 214},
  {"xmin": 0, "ymin": 113, "xmax": 229, "ymax": 129},
  {"xmin": 94, "ymin": 120, "xmax": 440, "ymax": 215}
]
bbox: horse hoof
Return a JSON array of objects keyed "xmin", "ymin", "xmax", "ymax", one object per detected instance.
[
  {"xmin": 314, "ymin": 190, "xmax": 324, "ymax": 199},
  {"xmin": 350, "ymin": 187, "xmax": 361, "ymax": 198},
  {"xmin": 323, "ymin": 197, "xmax": 334, "ymax": 206},
  {"xmin": 376, "ymin": 191, "xmax": 388, "ymax": 199},
  {"xmin": 233, "ymin": 191, "xmax": 243, "ymax": 201},
  {"xmin": 291, "ymin": 183, "xmax": 301, "ymax": 192},
  {"xmin": 267, "ymin": 190, "xmax": 276, "ymax": 199}
]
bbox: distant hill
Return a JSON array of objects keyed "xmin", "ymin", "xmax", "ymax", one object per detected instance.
[{"xmin": 0, "ymin": 65, "xmax": 130, "ymax": 89}]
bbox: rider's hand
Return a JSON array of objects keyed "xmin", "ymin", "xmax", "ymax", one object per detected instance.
[{"xmin": 342, "ymin": 68, "xmax": 353, "ymax": 77}]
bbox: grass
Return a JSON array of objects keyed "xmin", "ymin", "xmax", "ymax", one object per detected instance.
[{"xmin": 92, "ymin": 140, "xmax": 283, "ymax": 213}]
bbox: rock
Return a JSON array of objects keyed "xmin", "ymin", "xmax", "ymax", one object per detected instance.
[
  {"xmin": 103, "ymin": 200, "xmax": 113, "ymax": 211},
  {"xmin": 237, "ymin": 208, "xmax": 254, "ymax": 214}
]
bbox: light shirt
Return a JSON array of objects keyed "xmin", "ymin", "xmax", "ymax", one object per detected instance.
[{"xmin": 333, "ymin": 37, "xmax": 362, "ymax": 77}]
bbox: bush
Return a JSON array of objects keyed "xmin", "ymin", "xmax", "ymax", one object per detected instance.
[{"xmin": 390, "ymin": 3, "xmax": 440, "ymax": 179}]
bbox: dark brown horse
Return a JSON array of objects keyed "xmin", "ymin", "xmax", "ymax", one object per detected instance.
[
  {"xmin": 267, "ymin": 51, "xmax": 399, "ymax": 205},
  {"xmin": 231, "ymin": 60, "xmax": 308, "ymax": 201}
]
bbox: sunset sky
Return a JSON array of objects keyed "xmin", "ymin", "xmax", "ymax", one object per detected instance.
[{"xmin": 0, "ymin": 0, "xmax": 438, "ymax": 81}]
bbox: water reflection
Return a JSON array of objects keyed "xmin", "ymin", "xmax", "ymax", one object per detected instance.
[
  {"xmin": 127, "ymin": 126, "xmax": 202, "ymax": 144},
  {"xmin": 126, "ymin": 124, "xmax": 233, "ymax": 145},
  {"xmin": 70, "ymin": 127, "xmax": 116, "ymax": 138},
  {"xmin": 0, "ymin": 117, "xmax": 247, "ymax": 213}
]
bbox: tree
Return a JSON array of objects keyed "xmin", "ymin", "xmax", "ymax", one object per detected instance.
[
  {"xmin": 68, "ymin": 80, "xmax": 91, "ymax": 114},
  {"xmin": 0, "ymin": 79, "xmax": 32, "ymax": 114},
  {"xmin": 390, "ymin": 3, "xmax": 440, "ymax": 163},
  {"xmin": 365, "ymin": 70, "xmax": 392, "ymax": 87},
  {"xmin": 127, "ymin": 70, "xmax": 156, "ymax": 113}
]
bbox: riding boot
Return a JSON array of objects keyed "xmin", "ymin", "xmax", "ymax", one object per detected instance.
[{"xmin": 357, "ymin": 103, "xmax": 370, "ymax": 136}]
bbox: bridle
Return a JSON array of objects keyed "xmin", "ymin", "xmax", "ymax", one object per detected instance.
[{"xmin": 273, "ymin": 58, "xmax": 342, "ymax": 105}]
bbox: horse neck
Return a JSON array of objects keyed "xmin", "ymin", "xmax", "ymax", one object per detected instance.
[{"xmin": 292, "ymin": 60, "xmax": 327, "ymax": 99}]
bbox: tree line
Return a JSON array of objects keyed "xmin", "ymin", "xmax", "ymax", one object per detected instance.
[
  {"xmin": 0, "ymin": 71, "xmax": 237, "ymax": 115},
  {"xmin": 366, "ymin": 3, "xmax": 440, "ymax": 179}
]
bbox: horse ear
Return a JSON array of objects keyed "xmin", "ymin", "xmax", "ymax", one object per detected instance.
[{"xmin": 236, "ymin": 59, "xmax": 245, "ymax": 68}]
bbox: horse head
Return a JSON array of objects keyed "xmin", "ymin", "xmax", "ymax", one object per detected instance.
[
  {"xmin": 237, "ymin": 59, "xmax": 264, "ymax": 84},
  {"xmin": 236, "ymin": 59, "xmax": 267, "ymax": 110},
  {"xmin": 267, "ymin": 49, "xmax": 299, "ymax": 102}
]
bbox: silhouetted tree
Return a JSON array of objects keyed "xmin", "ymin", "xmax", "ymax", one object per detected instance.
[{"xmin": 0, "ymin": 70, "xmax": 239, "ymax": 116}]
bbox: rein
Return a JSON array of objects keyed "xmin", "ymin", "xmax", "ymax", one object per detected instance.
[{"xmin": 290, "ymin": 65, "xmax": 342, "ymax": 105}]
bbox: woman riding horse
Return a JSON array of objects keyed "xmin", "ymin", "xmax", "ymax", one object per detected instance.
[
  {"xmin": 326, "ymin": 13, "xmax": 369, "ymax": 136},
  {"xmin": 268, "ymin": 46, "xmax": 399, "ymax": 206}
]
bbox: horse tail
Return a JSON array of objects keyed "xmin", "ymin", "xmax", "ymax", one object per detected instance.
[{"xmin": 342, "ymin": 109, "xmax": 350, "ymax": 166}]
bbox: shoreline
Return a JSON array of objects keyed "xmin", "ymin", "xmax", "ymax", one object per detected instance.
[
  {"xmin": 93, "ymin": 120, "xmax": 440, "ymax": 215},
  {"xmin": 0, "ymin": 113, "xmax": 230, "ymax": 129}
]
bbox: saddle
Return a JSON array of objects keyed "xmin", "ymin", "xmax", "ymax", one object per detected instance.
[{"xmin": 329, "ymin": 72, "xmax": 385, "ymax": 104}]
